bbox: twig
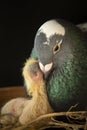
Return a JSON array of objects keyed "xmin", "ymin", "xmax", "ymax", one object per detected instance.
[{"xmin": 0, "ymin": 111, "xmax": 87, "ymax": 130}]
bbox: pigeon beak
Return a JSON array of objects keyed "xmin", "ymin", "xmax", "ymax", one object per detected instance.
[{"xmin": 39, "ymin": 62, "xmax": 53, "ymax": 78}]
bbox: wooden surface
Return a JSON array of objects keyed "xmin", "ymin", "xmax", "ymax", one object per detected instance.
[{"xmin": 0, "ymin": 86, "xmax": 26, "ymax": 108}]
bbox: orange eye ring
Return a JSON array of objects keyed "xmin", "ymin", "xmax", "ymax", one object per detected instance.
[
  {"xmin": 53, "ymin": 44, "xmax": 60, "ymax": 54},
  {"xmin": 53, "ymin": 39, "xmax": 62, "ymax": 54}
]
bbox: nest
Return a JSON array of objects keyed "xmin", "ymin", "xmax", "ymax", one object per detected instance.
[{"xmin": 0, "ymin": 111, "xmax": 87, "ymax": 130}]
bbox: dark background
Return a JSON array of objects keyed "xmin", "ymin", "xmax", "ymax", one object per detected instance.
[{"xmin": 0, "ymin": 1, "xmax": 87, "ymax": 87}]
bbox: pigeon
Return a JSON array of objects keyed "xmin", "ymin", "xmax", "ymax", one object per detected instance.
[
  {"xmin": 30, "ymin": 19, "xmax": 87, "ymax": 112},
  {"xmin": 1, "ymin": 59, "xmax": 53, "ymax": 125}
]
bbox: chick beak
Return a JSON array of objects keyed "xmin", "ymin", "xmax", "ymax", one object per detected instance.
[{"xmin": 39, "ymin": 62, "xmax": 53, "ymax": 78}]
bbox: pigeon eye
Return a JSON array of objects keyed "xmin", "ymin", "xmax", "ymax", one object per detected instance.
[
  {"xmin": 53, "ymin": 40, "xmax": 62, "ymax": 54},
  {"xmin": 53, "ymin": 44, "xmax": 60, "ymax": 54}
]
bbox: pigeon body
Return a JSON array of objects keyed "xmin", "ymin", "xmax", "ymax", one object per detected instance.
[{"xmin": 30, "ymin": 19, "xmax": 87, "ymax": 112}]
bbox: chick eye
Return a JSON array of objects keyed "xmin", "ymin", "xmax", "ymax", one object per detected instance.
[{"xmin": 53, "ymin": 40, "xmax": 62, "ymax": 54}]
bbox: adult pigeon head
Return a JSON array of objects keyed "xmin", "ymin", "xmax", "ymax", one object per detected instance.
[
  {"xmin": 34, "ymin": 19, "xmax": 74, "ymax": 76},
  {"xmin": 31, "ymin": 19, "xmax": 87, "ymax": 111}
]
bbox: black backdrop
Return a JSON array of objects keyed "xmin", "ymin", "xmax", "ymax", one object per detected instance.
[{"xmin": 0, "ymin": 1, "xmax": 87, "ymax": 87}]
